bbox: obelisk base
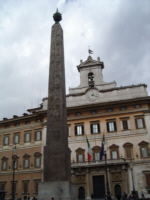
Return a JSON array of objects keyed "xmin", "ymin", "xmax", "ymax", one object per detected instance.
[{"xmin": 38, "ymin": 181, "xmax": 77, "ymax": 200}]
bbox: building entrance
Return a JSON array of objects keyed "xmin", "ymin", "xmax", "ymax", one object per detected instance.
[
  {"xmin": 93, "ymin": 175, "xmax": 105, "ymax": 199},
  {"xmin": 78, "ymin": 187, "xmax": 85, "ymax": 200}
]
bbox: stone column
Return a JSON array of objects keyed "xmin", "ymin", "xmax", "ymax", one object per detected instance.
[{"xmin": 86, "ymin": 168, "xmax": 91, "ymax": 200}]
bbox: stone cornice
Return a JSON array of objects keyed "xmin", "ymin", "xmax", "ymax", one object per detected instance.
[
  {"xmin": 66, "ymin": 83, "xmax": 147, "ymax": 97},
  {"xmin": 67, "ymin": 96, "xmax": 150, "ymax": 113}
]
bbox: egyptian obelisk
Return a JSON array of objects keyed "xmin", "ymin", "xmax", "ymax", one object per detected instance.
[{"xmin": 38, "ymin": 9, "xmax": 76, "ymax": 200}]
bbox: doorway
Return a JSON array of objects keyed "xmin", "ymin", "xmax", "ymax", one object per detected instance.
[
  {"xmin": 78, "ymin": 187, "xmax": 85, "ymax": 200},
  {"xmin": 115, "ymin": 184, "xmax": 122, "ymax": 199},
  {"xmin": 93, "ymin": 175, "xmax": 105, "ymax": 199}
]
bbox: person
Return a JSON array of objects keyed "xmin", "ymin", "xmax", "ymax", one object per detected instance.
[
  {"xmin": 141, "ymin": 191, "xmax": 145, "ymax": 198},
  {"xmin": 91, "ymin": 193, "xmax": 94, "ymax": 200},
  {"xmin": 123, "ymin": 192, "xmax": 128, "ymax": 200}
]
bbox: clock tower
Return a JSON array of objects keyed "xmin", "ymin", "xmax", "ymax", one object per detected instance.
[{"xmin": 67, "ymin": 55, "xmax": 116, "ymax": 107}]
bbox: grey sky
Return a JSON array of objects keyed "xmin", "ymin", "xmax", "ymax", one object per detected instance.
[{"xmin": 0, "ymin": 0, "xmax": 150, "ymax": 120}]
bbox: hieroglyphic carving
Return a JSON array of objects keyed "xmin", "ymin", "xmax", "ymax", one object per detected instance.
[{"xmin": 53, "ymin": 131, "xmax": 60, "ymax": 141}]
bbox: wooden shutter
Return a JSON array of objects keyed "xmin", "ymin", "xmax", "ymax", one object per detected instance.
[
  {"xmin": 91, "ymin": 124, "xmax": 93, "ymax": 134},
  {"xmin": 126, "ymin": 148, "xmax": 131, "ymax": 159},
  {"xmin": 82, "ymin": 125, "xmax": 84, "ymax": 135},
  {"xmin": 135, "ymin": 119, "xmax": 138, "ymax": 129},
  {"xmin": 75, "ymin": 126, "xmax": 77, "ymax": 135},
  {"xmin": 24, "ymin": 182, "xmax": 28, "ymax": 193},
  {"xmin": 114, "ymin": 122, "xmax": 117, "ymax": 131},
  {"xmin": 123, "ymin": 120, "xmax": 128, "ymax": 130},
  {"xmin": 98, "ymin": 123, "xmax": 100, "ymax": 133},
  {"xmin": 146, "ymin": 174, "xmax": 150, "ymax": 185},
  {"xmin": 35, "ymin": 132, "xmax": 37, "ymax": 141},
  {"xmin": 107, "ymin": 122, "xmax": 109, "ymax": 132},
  {"xmin": 142, "ymin": 118, "xmax": 146, "ymax": 128}
]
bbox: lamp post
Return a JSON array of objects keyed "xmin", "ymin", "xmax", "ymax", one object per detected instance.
[
  {"xmin": 130, "ymin": 160, "xmax": 137, "ymax": 199},
  {"xmin": 12, "ymin": 146, "xmax": 17, "ymax": 200},
  {"xmin": 104, "ymin": 151, "xmax": 112, "ymax": 200}
]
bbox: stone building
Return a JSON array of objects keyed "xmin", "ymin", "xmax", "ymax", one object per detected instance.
[{"xmin": 0, "ymin": 55, "xmax": 150, "ymax": 200}]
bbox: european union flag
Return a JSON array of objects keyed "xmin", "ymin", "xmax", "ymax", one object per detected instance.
[{"xmin": 100, "ymin": 135, "xmax": 105, "ymax": 160}]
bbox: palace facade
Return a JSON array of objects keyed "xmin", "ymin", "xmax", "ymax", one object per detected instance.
[{"xmin": 0, "ymin": 56, "xmax": 150, "ymax": 200}]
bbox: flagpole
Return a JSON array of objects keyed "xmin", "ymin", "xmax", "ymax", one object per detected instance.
[{"xmin": 104, "ymin": 151, "xmax": 112, "ymax": 200}]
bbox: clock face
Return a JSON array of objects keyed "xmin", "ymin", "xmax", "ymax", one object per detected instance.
[{"xmin": 86, "ymin": 89, "xmax": 99, "ymax": 102}]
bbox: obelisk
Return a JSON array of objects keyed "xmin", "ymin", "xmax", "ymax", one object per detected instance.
[{"xmin": 38, "ymin": 9, "xmax": 76, "ymax": 200}]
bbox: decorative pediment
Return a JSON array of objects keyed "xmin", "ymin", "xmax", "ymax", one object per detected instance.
[
  {"xmin": 77, "ymin": 56, "xmax": 104, "ymax": 72},
  {"xmin": 123, "ymin": 142, "xmax": 133, "ymax": 147},
  {"xmin": 109, "ymin": 144, "xmax": 119, "ymax": 149},
  {"xmin": 75, "ymin": 147, "xmax": 85, "ymax": 152},
  {"xmin": 1, "ymin": 156, "xmax": 8, "ymax": 160},
  {"xmin": 34, "ymin": 152, "xmax": 42, "ymax": 157},
  {"xmin": 92, "ymin": 146, "xmax": 101, "ymax": 150},
  {"xmin": 23, "ymin": 154, "xmax": 30, "ymax": 158},
  {"xmin": 138, "ymin": 141, "xmax": 148, "ymax": 146}
]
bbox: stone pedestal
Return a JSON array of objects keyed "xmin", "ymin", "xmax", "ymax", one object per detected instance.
[{"xmin": 38, "ymin": 181, "xmax": 77, "ymax": 200}]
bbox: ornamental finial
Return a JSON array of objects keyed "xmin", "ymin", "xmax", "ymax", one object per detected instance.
[{"xmin": 53, "ymin": 8, "xmax": 62, "ymax": 23}]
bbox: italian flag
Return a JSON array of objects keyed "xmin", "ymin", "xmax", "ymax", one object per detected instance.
[{"xmin": 86, "ymin": 136, "xmax": 93, "ymax": 163}]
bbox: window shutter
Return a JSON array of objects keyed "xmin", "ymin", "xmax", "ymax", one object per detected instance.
[
  {"xmin": 24, "ymin": 182, "xmax": 28, "ymax": 193},
  {"xmin": 98, "ymin": 124, "xmax": 100, "ymax": 133},
  {"xmin": 114, "ymin": 122, "xmax": 117, "ymax": 131},
  {"xmin": 146, "ymin": 174, "xmax": 150, "ymax": 185},
  {"xmin": 82, "ymin": 125, "xmax": 84, "ymax": 135},
  {"xmin": 142, "ymin": 118, "xmax": 146, "ymax": 128},
  {"xmin": 117, "ymin": 150, "xmax": 119, "ymax": 159},
  {"xmin": 91, "ymin": 124, "xmax": 93, "ymax": 134},
  {"xmin": 75, "ymin": 126, "xmax": 77, "ymax": 136},
  {"xmin": 135, "ymin": 119, "xmax": 138, "ymax": 129},
  {"xmin": 110, "ymin": 151, "xmax": 112, "ymax": 159},
  {"xmin": 126, "ymin": 148, "xmax": 131, "ymax": 159},
  {"xmin": 24, "ymin": 134, "xmax": 26, "ymax": 142},
  {"xmin": 35, "ymin": 132, "xmax": 36, "ymax": 141},
  {"xmin": 123, "ymin": 120, "xmax": 128, "ymax": 130},
  {"xmin": 107, "ymin": 122, "xmax": 109, "ymax": 132}
]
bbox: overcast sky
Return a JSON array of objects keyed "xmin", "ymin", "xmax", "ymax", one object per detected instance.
[{"xmin": 0, "ymin": 0, "xmax": 150, "ymax": 120}]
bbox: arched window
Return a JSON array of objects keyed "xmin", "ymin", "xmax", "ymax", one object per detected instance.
[
  {"xmin": 88, "ymin": 72, "xmax": 94, "ymax": 87},
  {"xmin": 92, "ymin": 146, "xmax": 101, "ymax": 161},
  {"xmin": 109, "ymin": 144, "xmax": 119, "ymax": 159},
  {"xmin": 76, "ymin": 148, "xmax": 85, "ymax": 163}
]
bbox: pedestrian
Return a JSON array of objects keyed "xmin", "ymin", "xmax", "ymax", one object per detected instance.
[
  {"xmin": 141, "ymin": 191, "xmax": 145, "ymax": 198},
  {"xmin": 123, "ymin": 192, "xmax": 128, "ymax": 200}
]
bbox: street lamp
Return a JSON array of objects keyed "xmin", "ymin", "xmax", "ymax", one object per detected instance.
[
  {"xmin": 130, "ymin": 159, "xmax": 138, "ymax": 199},
  {"xmin": 12, "ymin": 146, "xmax": 17, "ymax": 200},
  {"xmin": 104, "ymin": 151, "xmax": 112, "ymax": 200}
]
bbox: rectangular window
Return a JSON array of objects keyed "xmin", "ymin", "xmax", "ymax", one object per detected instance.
[
  {"xmin": 91, "ymin": 124, "xmax": 100, "ymax": 134},
  {"xmin": 75, "ymin": 125, "xmax": 84, "ymax": 135},
  {"xmin": 107, "ymin": 121, "xmax": 117, "ymax": 132},
  {"xmin": 95, "ymin": 152, "xmax": 100, "ymax": 161},
  {"xmin": 14, "ymin": 135, "xmax": 19, "ymax": 144},
  {"xmin": 24, "ymin": 159, "xmax": 29, "ymax": 168},
  {"xmin": 35, "ymin": 157, "xmax": 40, "ymax": 167},
  {"xmin": 122, "ymin": 120, "xmax": 129, "ymax": 130},
  {"xmin": 112, "ymin": 151, "xmax": 117, "ymax": 159},
  {"xmin": 141, "ymin": 147, "xmax": 148, "ymax": 158},
  {"xmin": 78, "ymin": 154, "xmax": 83, "ymax": 162},
  {"xmin": 4, "ymin": 136, "xmax": 9, "ymax": 145},
  {"xmin": 145, "ymin": 174, "xmax": 150, "ymax": 186},
  {"xmin": 2, "ymin": 161, "xmax": 7, "ymax": 170},
  {"xmin": 35, "ymin": 131, "xmax": 41, "ymax": 141},
  {"xmin": 0, "ymin": 182, "xmax": 5, "ymax": 190},
  {"xmin": 23, "ymin": 182, "xmax": 28, "ymax": 193},
  {"xmin": 35, "ymin": 182, "xmax": 39, "ymax": 193},
  {"xmin": 25, "ymin": 133, "xmax": 30, "ymax": 142},
  {"xmin": 135, "ymin": 118, "xmax": 145, "ymax": 129}
]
